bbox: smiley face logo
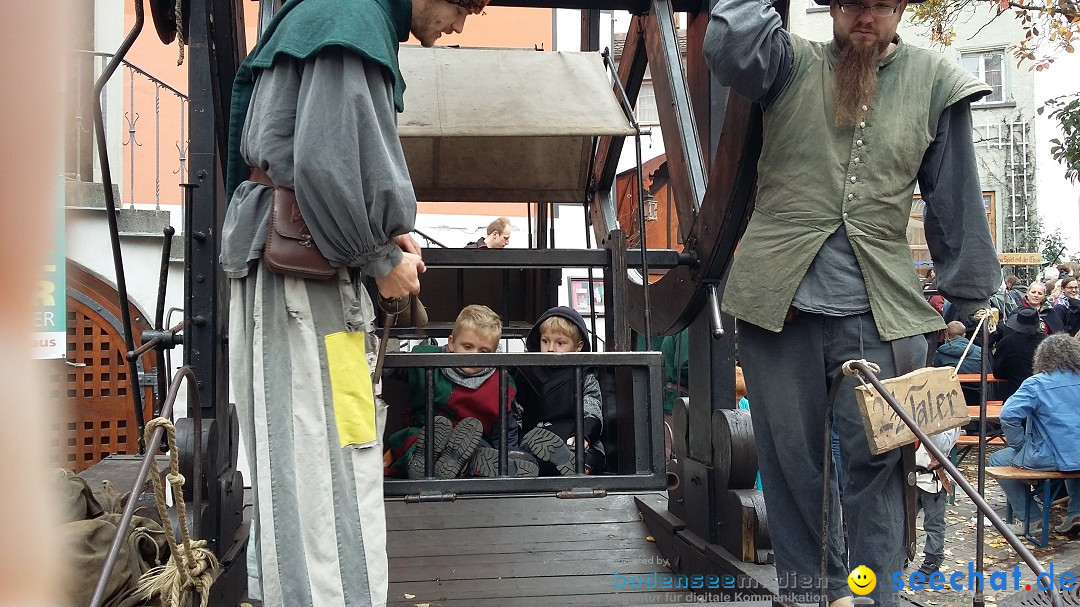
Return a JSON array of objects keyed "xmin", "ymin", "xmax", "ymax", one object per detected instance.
[{"xmin": 848, "ymin": 565, "xmax": 876, "ymax": 595}]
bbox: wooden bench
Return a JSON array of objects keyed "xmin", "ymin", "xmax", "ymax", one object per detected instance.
[
  {"xmin": 966, "ymin": 403, "xmax": 1003, "ymax": 422},
  {"xmin": 956, "ymin": 373, "xmax": 1004, "ymax": 383},
  {"xmin": 940, "ymin": 435, "xmax": 1006, "ymax": 504},
  {"xmin": 986, "ymin": 466, "xmax": 1080, "ymax": 547},
  {"xmin": 955, "ymin": 435, "xmax": 1005, "ymax": 447},
  {"xmin": 952, "ymin": 434, "xmax": 1005, "ymax": 462}
]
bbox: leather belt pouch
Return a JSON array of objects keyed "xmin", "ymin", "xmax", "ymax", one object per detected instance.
[{"xmin": 250, "ymin": 168, "xmax": 335, "ymax": 280}]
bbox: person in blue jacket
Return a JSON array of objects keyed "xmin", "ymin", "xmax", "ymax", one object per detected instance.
[{"xmin": 990, "ymin": 333, "xmax": 1080, "ymax": 536}]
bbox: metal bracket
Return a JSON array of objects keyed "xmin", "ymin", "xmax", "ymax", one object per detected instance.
[
  {"xmin": 403, "ymin": 491, "xmax": 458, "ymax": 504},
  {"xmin": 138, "ymin": 371, "xmax": 158, "ymax": 387},
  {"xmin": 706, "ymin": 283, "xmax": 724, "ymax": 338},
  {"xmin": 140, "ymin": 329, "xmax": 183, "ymax": 350},
  {"xmin": 556, "ymin": 488, "xmax": 608, "ymax": 499}
]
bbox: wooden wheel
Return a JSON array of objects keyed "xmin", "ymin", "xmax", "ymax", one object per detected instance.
[{"xmin": 713, "ymin": 408, "xmax": 758, "ymax": 491}]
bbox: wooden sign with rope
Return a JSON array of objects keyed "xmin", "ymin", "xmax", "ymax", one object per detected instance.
[
  {"xmin": 855, "ymin": 366, "xmax": 968, "ymax": 455},
  {"xmin": 854, "ymin": 309, "xmax": 995, "ymax": 454}
]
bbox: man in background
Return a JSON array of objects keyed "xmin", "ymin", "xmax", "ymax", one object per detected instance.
[{"xmin": 466, "ymin": 216, "xmax": 512, "ymax": 248}]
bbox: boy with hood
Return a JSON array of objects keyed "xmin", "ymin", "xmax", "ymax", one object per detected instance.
[
  {"xmin": 515, "ymin": 306, "xmax": 605, "ymax": 474},
  {"xmin": 384, "ymin": 304, "xmax": 535, "ymax": 478}
]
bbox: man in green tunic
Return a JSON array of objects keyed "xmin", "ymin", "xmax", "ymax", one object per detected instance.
[
  {"xmin": 221, "ymin": 1, "xmax": 488, "ymax": 605},
  {"xmin": 705, "ymin": 0, "xmax": 1000, "ymax": 605}
]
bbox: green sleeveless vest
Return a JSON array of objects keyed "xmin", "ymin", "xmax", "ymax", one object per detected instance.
[{"xmin": 722, "ymin": 35, "xmax": 990, "ymax": 341}]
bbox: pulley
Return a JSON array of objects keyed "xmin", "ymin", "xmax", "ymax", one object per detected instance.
[{"xmin": 149, "ymin": 0, "xmax": 189, "ymax": 45}]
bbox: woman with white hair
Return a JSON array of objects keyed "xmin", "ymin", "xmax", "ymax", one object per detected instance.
[{"xmin": 989, "ymin": 333, "xmax": 1080, "ymax": 536}]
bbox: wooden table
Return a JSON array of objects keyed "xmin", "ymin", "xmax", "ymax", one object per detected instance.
[{"xmin": 956, "ymin": 373, "xmax": 1004, "ymax": 383}]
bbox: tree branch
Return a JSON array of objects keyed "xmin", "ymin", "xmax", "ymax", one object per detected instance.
[{"xmin": 1005, "ymin": 0, "xmax": 1080, "ymax": 20}]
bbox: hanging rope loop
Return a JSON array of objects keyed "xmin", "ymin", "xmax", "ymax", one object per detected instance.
[
  {"xmin": 137, "ymin": 417, "xmax": 218, "ymax": 607},
  {"xmin": 174, "ymin": 0, "xmax": 185, "ymax": 65}
]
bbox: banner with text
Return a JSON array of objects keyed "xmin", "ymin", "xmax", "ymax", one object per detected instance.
[{"xmin": 33, "ymin": 175, "xmax": 66, "ymax": 359}]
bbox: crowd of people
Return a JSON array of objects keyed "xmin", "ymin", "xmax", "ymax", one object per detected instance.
[{"xmin": 924, "ymin": 266, "xmax": 1080, "ymax": 542}]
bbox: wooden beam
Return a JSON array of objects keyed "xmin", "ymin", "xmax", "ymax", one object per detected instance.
[
  {"xmin": 645, "ymin": 0, "xmax": 707, "ymax": 241},
  {"xmin": 588, "ymin": 17, "xmax": 647, "ymax": 241}
]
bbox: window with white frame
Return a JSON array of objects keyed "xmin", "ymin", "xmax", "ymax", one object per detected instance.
[
  {"xmin": 961, "ymin": 50, "xmax": 1006, "ymax": 104},
  {"xmin": 636, "ymin": 81, "xmax": 660, "ymax": 125}
]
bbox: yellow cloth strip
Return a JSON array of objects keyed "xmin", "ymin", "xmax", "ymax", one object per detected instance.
[{"xmin": 325, "ymin": 331, "xmax": 376, "ymax": 448}]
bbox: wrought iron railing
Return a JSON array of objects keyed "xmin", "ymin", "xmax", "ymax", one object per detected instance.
[{"xmin": 70, "ymin": 49, "xmax": 188, "ymax": 210}]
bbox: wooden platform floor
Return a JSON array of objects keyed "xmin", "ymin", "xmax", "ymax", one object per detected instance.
[{"xmin": 386, "ymin": 491, "xmax": 770, "ymax": 606}]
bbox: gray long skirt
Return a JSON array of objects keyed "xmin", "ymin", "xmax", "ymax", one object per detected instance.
[{"xmin": 230, "ymin": 263, "xmax": 387, "ymax": 607}]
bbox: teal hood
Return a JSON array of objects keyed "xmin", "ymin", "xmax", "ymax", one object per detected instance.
[{"xmin": 226, "ymin": 0, "xmax": 412, "ymax": 200}]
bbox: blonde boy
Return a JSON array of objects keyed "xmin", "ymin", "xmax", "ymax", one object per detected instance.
[{"xmin": 385, "ymin": 305, "xmax": 532, "ymax": 478}]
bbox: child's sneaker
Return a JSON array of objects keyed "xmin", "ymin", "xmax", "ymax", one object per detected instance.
[
  {"xmin": 434, "ymin": 417, "xmax": 483, "ymax": 478},
  {"xmin": 523, "ymin": 427, "xmax": 577, "ymax": 475},
  {"xmin": 471, "ymin": 447, "xmax": 540, "ymax": 477},
  {"xmin": 408, "ymin": 415, "xmax": 453, "ymax": 479}
]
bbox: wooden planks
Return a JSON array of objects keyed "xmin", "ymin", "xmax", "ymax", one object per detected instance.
[
  {"xmin": 386, "ymin": 494, "xmax": 645, "ymax": 531},
  {"xmin": 386, "ymin": 492, "xmax": 740, "ymax": 605}
]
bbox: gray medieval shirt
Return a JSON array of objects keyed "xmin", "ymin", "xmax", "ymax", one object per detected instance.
[{"xmin": 221, "ymin": 49, "xmax": 416, "ymax": 279}]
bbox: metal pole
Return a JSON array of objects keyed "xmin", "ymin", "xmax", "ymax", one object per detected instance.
[
  {"xmin": 634, "ymin": 131, "xmax": 653, "ymax": 344},
  {"xmin": 974, "ymin": 314, "xmax": 990, "ymax": 607},
  {"xmin": 93, "ymin": 0, "xmax": 148, "ymax": 453},
  {"xmin": 89, "ymin": 366, "xmax": 196, "ymax": 607}
]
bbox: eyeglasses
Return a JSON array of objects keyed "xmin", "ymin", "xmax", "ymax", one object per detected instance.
[
  {"xmin": 838, "ymin": 2, "xmax": 900, "ymax": 16},
  {"xmin": 1066, "ymin": 285, "xmax": 1079, "ymax": 290}
]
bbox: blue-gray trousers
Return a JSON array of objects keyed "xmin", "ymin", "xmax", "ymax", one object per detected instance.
[{"xmin": 740, "ymin": 311, "xmax": 926, "ymax": 606}]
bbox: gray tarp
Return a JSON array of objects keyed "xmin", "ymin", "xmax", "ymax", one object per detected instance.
[{"xmin": 398, "ymin": 47, "xmax": 635, "ymax": 203}]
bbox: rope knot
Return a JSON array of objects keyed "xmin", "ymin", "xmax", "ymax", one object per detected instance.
[{"xmin": 841, "ymin": 359, "xmax": 881, "ymax": 378}]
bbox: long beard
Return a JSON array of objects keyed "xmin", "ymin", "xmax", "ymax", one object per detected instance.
[{"xmin": 834, "ymin": 40, "xmax": 883, "ymax": 128}]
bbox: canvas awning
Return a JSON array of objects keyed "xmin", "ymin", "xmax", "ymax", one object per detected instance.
[{"xmin": 398, "ymin": 46, "xmax": 636, "ymax": 203}]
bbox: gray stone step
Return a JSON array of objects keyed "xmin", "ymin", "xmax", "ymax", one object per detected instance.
[{"xmin": 65, "ymin": 179, "xmax": 184, "ymax": 261}]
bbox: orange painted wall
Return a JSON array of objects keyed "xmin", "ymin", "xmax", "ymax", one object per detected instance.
[
  {"xmin": 122, "ymin": 4, "xmax": 551, "ymax": 219},
  {"xmin": 120, "ymin": 1, "xmax": 262, "ymax": 208},
  {"xmin": 407, "ymin": 6, "xmax": 553, "ymax": 50}
]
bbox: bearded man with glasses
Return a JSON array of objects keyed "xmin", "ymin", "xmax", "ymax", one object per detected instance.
[{"xmin": 704, "ymin": 0, "xmax": 1001, "ymax": 605}]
